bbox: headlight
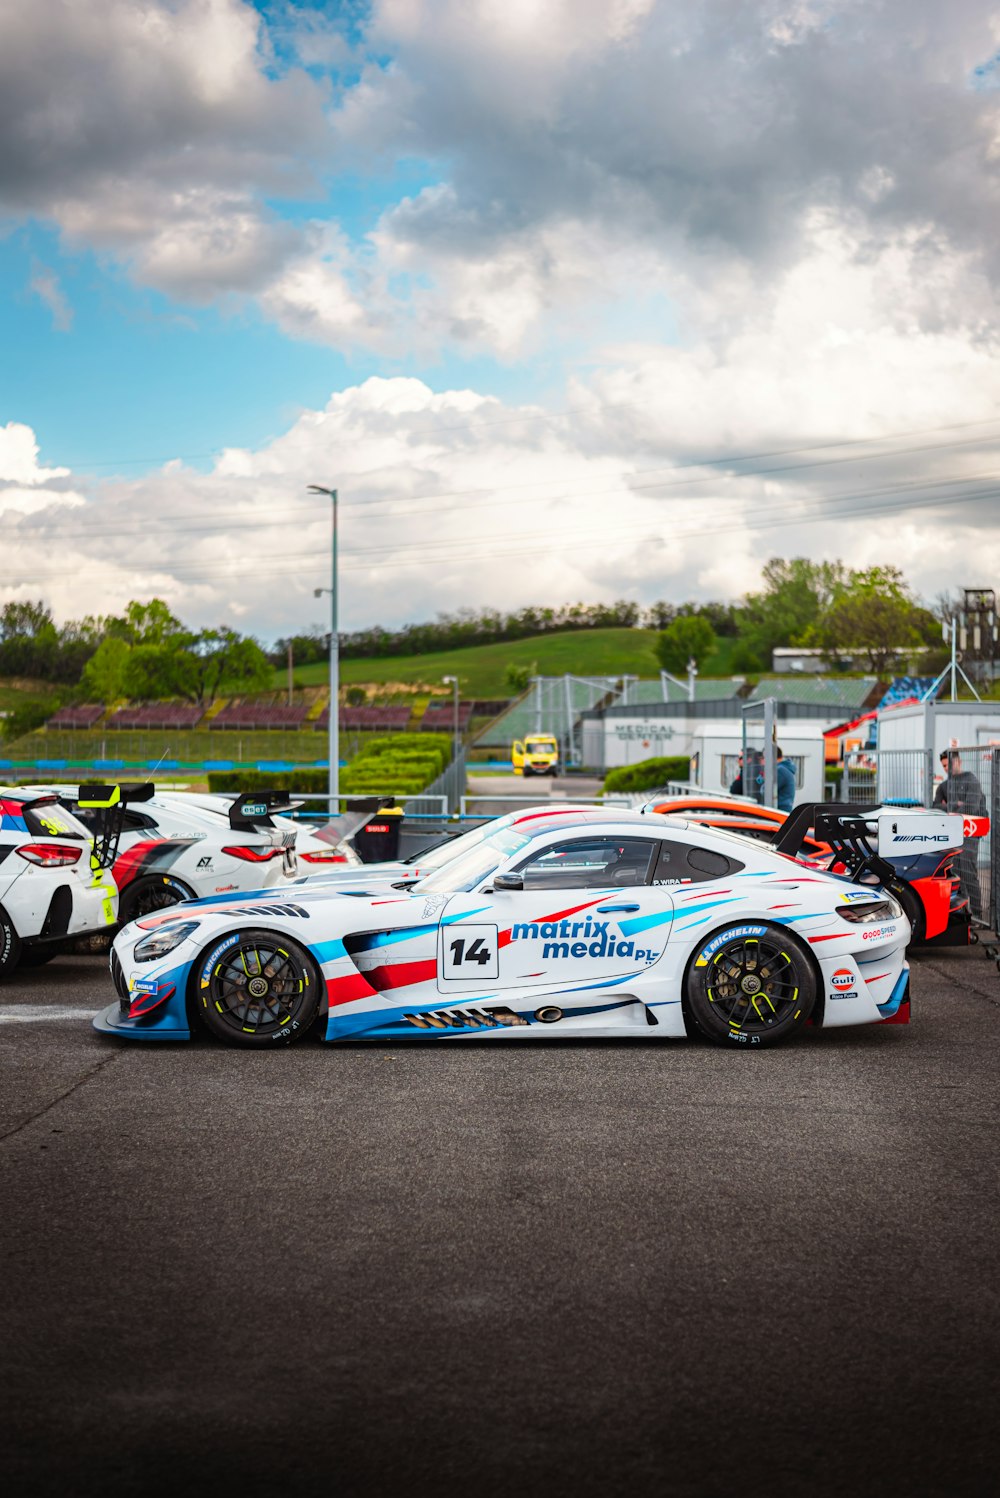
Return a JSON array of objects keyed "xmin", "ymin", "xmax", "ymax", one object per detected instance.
[
  {"xmin": 133, "ymin": 921, "xmax": 201, "ymax": 963},
  {"xmin": 837, "ymin": 896, "xmax": 902, "ymax": 924}
]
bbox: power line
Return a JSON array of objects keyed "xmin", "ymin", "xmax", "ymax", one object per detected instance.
[
  {"xmin": 9, "ymin": 479, "xmax": 997, "ymax": 584},
  {"xmin": 10, "ymin": 430, "xmax": 1000, "ymax": 546}
]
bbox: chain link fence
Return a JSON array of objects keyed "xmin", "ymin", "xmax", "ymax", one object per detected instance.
[{"xmin": 842, "ymin": 745, "xmax": 997, "ymax": 933}]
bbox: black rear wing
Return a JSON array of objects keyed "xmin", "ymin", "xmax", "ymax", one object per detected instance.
[
  {"xmin": 78, "ymin": 782, "xmax": 155, "ymax": 870},
  {"xmin": 228, "ymin": 791, "xmax": 300, "ymax": 830},
  {"xmin": 772, "ymin": 801, "xmax": 896, "ymax": 886}
]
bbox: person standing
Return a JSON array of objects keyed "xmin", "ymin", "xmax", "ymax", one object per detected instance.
[
  {"xmin": 933, "ymin": 749, "xmax": 986, "ymax": 918},
  {"xmin": 775, "ymin": 746, "xmax": 796, "ymax": 813}
]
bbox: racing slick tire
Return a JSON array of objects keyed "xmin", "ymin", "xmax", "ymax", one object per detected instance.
[
  {"xmin": 118, "ymin": 875, "xmax": 193, "ymax": 928},
  {"xmin": 0, "ymin": 906, "xmax": 22, "ymax": 981},
  {"xmin": 191, "ymin": 928, "xmax": 321, "ymax": 1048},
  {"xmin": 682, "ymin": 921, "xmax": 816, "ymax": 1048}
]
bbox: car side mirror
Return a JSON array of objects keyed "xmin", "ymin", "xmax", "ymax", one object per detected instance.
[{"xmin": 492, "ymin": 872, "xmax": 523, "ymax": 892}]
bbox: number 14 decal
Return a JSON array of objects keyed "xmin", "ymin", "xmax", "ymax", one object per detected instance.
[
  {"xmin": 450, "ymin": 936, "xmax": 492, "ymax": 966},
  {"xmin": 440, "ymin": 923, "xmax": 500, "ymax": 981}
]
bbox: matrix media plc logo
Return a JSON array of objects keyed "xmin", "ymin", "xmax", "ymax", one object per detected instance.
[{"xmin": 831, "ymin": 969, "xmax": 854, "ymax": 991}]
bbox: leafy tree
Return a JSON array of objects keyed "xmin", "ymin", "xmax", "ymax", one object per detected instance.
[
  {"xmin": 809, "ymin": 566, "xmax": 935, "ymax": 674},
  {"xmin": 185, "ymin": 629, "xmax": 273, "ymax": 706},
  {"xmin": 0, "ymin": 600, "xmax": 61, "ymax": 678},
  {"xmin": 271, "ymin": 626, "xmax": 329, "ymax": 668},
  {"xmin": 504, "ymin": 661, "xmax": 534, "ymax": 693},
  {"xmin": 108, "ymin": 598, "xmax": 187, "ymax": 647},
  {"xmin": 81, "ymin": 637, "xmax": 131, "ymax": 703},
  {"xmin": 656, "ymin": 616, "xmax": 716, "ymax": 674},
  {"xmin": 121, "ymin": 643, "xmax": 193, "ymax": 701},
  {"xmin": 730, "ymin": 640, "xmax": 764, "ymax": 673},
  {"xmin": 345, "ymin": 685, "xmax": 366, "ymax": 706},
  {"xmin": 736, "ymin": 558, "xmax": 849, "ymax": 667}
]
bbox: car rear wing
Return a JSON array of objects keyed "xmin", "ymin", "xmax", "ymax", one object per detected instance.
[
  {"xmin": 310, "ymin": 796, "xmax": 402, "ymax": 849},
  {"xmin": 772, "ymin": 801, "xmax": 965, "ymax": 884},
  {"xmin": 78, "ymin": 782, "xmax": 155, "ymax": 870},
  {"xmin": 228, "ymin": 791, "xmax": 301, "ymax": 830},
  {"xmin": 772, "ymin": 801, "xmax": 898, "ymax": 886}
]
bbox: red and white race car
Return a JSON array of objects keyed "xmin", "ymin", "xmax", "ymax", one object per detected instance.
[{"xmin": 0, "ymin": 788, "xmax": 117, "ymax": 978}]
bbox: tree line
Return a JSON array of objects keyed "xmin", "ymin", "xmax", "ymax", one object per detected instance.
[
  {"xmin": 0, "ymin": 558, "xmax": 949, "ymax": 726},
  {"xmin": 654, "ymin": 561, "xmax": 942, "ymax": 676}
]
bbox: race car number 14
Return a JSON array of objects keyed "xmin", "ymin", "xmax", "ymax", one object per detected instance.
[{"xmin": 445, "ymin": 924, "xmax": 499, "ymax": 978}]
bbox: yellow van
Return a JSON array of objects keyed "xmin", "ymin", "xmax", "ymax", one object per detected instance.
[{"xmin": 512, "ymin": 733, "xmax": 560, "ymax": 777}]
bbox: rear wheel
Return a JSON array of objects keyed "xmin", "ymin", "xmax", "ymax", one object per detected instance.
[
  {"xmin": 890, "ymin": 881, "xmax": 925, "ymax": 945},
  {"xmin": 118, "ymin": 875, "xmax": 190, "ymax": 927},
  {"xmin": 683, "ymin": 922, "xmax": 815, "ymax": 1048},
  {"xmin": 0, "ymin": 906, "xmax": 22, "ymax": 980},
  {"xmin": 193, "ymin": 928, "xmax": 320, "ymax": 1047}
]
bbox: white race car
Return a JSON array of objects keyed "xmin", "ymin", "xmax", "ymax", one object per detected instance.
[
  {"xmin": 33, "ymin": 784, "xmax": 358, "ymax": 927},
  {"xmin": 99, "ymin": 807, "xmax": 912, "ymax": 1049},
  {"xmin": 0, "ymin": 788, "xmax": 117, "ymax": 978},
  {"xmin": 288, "ymin": 804, "xmax": 603, "ymax": 897}
]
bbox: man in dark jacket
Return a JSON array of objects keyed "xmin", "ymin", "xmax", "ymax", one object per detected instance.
[
  {"xmin": 774, "ymin": 747, "xmax": 797, "ymax": 812},
  {"xmin": 933, "ymin": 750, "xmax": 986, "ymax": 917}
]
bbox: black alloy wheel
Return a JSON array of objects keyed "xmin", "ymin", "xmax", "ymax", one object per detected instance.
[
  {"xmin": 684, "ymin": 922, "xmax": 815, "ymax": 1048},
  {"xmin": 118, "ymin": 875, "xmax": 188, "ymax": 927},
  {"xmin": 194, "ymin": 928, "xmax": 320, "ymax": 1047}
]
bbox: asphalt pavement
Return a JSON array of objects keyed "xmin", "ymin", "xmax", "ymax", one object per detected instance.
[{"xmin": 1, "ymin": 947, "xmax": 998, "ymax": 1497}]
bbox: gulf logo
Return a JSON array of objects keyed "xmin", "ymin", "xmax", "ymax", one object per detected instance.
[{"xmin": 831, "ymin": 969, "xmax": 855, "ymax": 991}]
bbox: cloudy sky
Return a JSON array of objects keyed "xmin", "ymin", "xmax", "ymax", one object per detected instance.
[{"xmin": 2, "ymin": 0, "xmax": 1000, "ymax": 642}]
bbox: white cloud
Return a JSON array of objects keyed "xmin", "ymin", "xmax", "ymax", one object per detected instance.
[
  {"xmin": 5, "ymin": 294, "xmax": 1000, "ymax": 638},
  {"xmin": 0, "ymin": 422, "xmax": 71, "ymax": 486}
]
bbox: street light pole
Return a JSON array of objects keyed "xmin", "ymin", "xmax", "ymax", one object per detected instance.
[
  {"xmin": 308, "ymin": 485, "xmax": 339, "ymax": 809},
  {"xmin": 442, "ymin": 675, "xmax": 460, "ymax": 761}
]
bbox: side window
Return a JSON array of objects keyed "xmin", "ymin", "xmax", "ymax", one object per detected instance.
[
  {"xmin": 516, "ymin": 836, "xmax": 658, "ymax": 890},
  {"xmin": 653, "ymin": 840, "xmax": 743, "ymax": 884}
]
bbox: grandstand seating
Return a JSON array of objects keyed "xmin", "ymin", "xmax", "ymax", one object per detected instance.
[
  {"xmin": 46, "ymin": 704, "xmax": 104, "ymax": 729},
  {"xmin": 420, "ymin": 702, "xmax": 473, "ymax": 731},
  {"xmin": 878, "ymin": 676, "xmax": 937, "ymax": 709},
  {"xmin": 106, "ymin": 702, "xmax": 204, "ymax": 730},
  {"xmin": 210, "ymin": 702, "xmax": 310, "ymax": 730},
  {"xmin": 314, "ymin": 705, "xmax": 413, "ymax": 730}
]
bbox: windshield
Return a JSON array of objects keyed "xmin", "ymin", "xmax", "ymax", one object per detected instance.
[
  {"xmin": 415, "ymin": 827, "xmax": 532, "ymax": 893},
  {"xmin": 526, "ymin": 738, "xmax": 555, "ymax": 754},
  {"xmin": 404, "ymin": 815, "xmax": 514, "ymax": 870}
]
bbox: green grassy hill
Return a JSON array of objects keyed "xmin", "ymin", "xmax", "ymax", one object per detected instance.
[{"xmin": 279, "ymin": 628, "xmax": 684, "ymax": 698}]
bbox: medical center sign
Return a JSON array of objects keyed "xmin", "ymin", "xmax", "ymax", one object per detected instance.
[{"xmin": 613, "ymin": 721, "xmax": 677, "ymax": 744}]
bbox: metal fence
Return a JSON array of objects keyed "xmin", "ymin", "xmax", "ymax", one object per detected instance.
[
  {"xmin": 409, "ymin": 748, "xmax": 468, "ymax": 816},
  {"xmin": 843, "ymin": 745, "xmax": 998, "ymax": 934},
  {"xmin": 843, "ymin": 748, "xmax": 933, "ymax": 807}
]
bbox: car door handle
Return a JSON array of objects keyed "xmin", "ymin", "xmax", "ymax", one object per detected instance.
[{"xmin": 597, "ymin": 903, "xmax": 640, "ymax": 913}]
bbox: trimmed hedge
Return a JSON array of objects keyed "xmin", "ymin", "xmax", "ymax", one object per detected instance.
[
  {"xmin": 206, "ymin": 731, "xmax": 453, "ymax": 799},
  {"xmin": 603, "ymin": 756, "xmax": 691, "ymax": 794}
]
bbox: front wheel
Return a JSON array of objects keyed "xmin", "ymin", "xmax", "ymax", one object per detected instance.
[
  {"xmin": 192, "ymin": 928, "xmax": 321, "ymax": 1047},
  {"xmin": 683, "ymin": 922, "xmax": 816, "ymax": 1048}
]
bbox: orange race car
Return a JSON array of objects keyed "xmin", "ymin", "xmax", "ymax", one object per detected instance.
[{"xmin": 642, "ymin": 795, "xmax": 983, "ymax": 947}]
